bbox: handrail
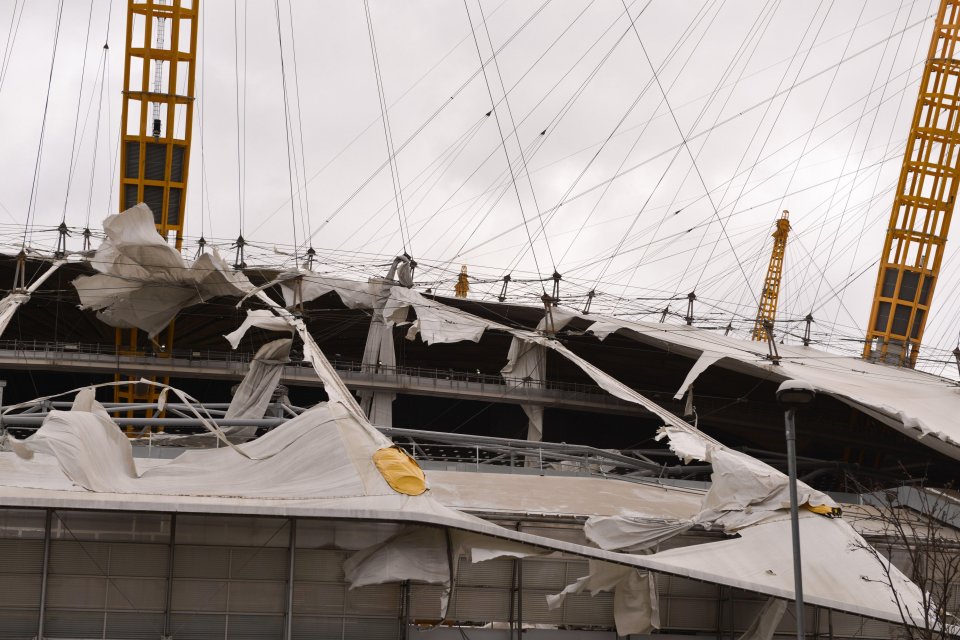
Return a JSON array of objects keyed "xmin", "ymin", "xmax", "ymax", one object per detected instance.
[{"xmin": 0, "ymin": 339, "xmax": 638, "ymax": 401}]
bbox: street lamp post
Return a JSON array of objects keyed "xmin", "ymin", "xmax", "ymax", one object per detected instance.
[{"xmin": 776, "ymin": 379, "xmax": 816, "ymax": 640}]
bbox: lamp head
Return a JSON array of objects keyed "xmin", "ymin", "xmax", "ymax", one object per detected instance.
[{"xmin": 776, "ymin": 379, "xmax": 816, "ymax": 408}]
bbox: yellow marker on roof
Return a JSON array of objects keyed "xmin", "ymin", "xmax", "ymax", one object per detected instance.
[{"xmin": 373, "ymin": 447, "xmax": 427, "ymax": 496}]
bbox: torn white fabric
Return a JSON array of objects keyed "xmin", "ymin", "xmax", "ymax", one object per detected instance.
[
  {"xmin": 585, "ymin": 515, "xmax": 694, "ymax": 552},
  {"xmin": 277, "ymin": 273, "xmax": 495, "ymax": 345},
  {"xmin": 645, "ymin": 511, "xmax": 928, "ymax": 628},
  {"xmin": 250, "ymin": 291, "xmax": 372, "ymax": 426},
  {"xmin": 738, "ymin": 598, "xmax": 787, "ymax": 640},
  {"xmin": 277, "ymin": 270, "xmax": 378, "ymax": 310},
  {"xmin": 655, "ymin": 426, "xmax": 837, "ymax": 531},
  {"xmin": 268, "ymin": 288, "xmax": 839, "ymax": 533},
  {"xmin": 74, "ymin": 205, "xmax": 253, "ymax": 337},
  {"xmin": 0, "ymin": 448, "xmax": 932, "ymax": 625},
  {"xmin": 223, "ymin": 309, "xmax": 292, "ymax": 350},
  {"xmin": 344, "ymin": 526, "xmax": 450, "ymax": 589},
  {"xmin": 674, "ymin": 351, "xmax": 725, "ymax": 400},
  {"xmin": 547, "ymin": 560, "xmax": 659, "ymax": 636},
  {"xmin": 343, "ymin": 526, "xmax": 547, "ymax": 618},
  {"xmin": 521, "ymin": 404, "xmax": 544, "ymax": 442},
  {"xmin": 297, "ymin": 320, "xmax": 370, "ymax": 422},
  {"xmin": 0, "ymin": 260, "xmax": 63, "ymax": 339},
  {"xmin": 587, "ymin": 315, "xmax": 960, "ymax": 460},
  {"xmin": 7, "ymin": 388, "xmax": 138, "ymax": 492},
  {"xmin": 222, "ymin": 338, "xmax": 292, "ymax": 439},
  {"xmin": 502, "ymin": 309, "xmax": 580, "ymax": 442},
  {"xmin": 697, "ymin": 446, "xmax": 836, "ymax": 530},
  {"xmin": 541, "ymin": 337, "xmax": 702, "ymax": 433},
  {"xmin": 537, "ymin": 307, "xmax": 578, "ymax": 333},
  {"xmin": 276, "ymin": 273, "xmax": 403, "ymax": 426},
  {"xmin": 502, "ymin": 337, "xmax": 545, "ymax": 381},
  {"xmin": 456, "ymin": 532, "xmax": 546, "ymax": 563},
  {"xmin": 390, "ymin": 287, "xmax": 496, "ymax": 345},
  {"xmin": 10, "ymin": 396, "xmax": 395, "ymax": 499},
  {"xmin": 502, "ymin": 335, "xmax": 548, "ymax": 442}
]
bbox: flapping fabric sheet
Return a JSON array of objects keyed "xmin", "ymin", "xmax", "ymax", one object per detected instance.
[
  {"xmin": 221, "ymin": 338, "xmax": 292, "ymax": 439},
  {"xmin": 547, "ymin": 559, "xmax": 659, "ymax": 636},
  {"xmin": 74, "ymin": 204, "xmax": 253, "ymax": 337},
  {"xmin": 223, "ymin": 309, "xmax": 292, "ymax": 349}
]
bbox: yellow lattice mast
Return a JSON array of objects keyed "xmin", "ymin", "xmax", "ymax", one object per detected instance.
[
  {"xmin": 115, "ymin": 0, "xmax": 199, "ymax": 417},
  {"xmin": 864, "ymin": 0, "xmax": 960, "ymax": 367},
  {"xmin": 752, "ymin": 210, "xmax": 791, "ymax": 342},
  {"xmin": 455, "ymin": 265, "xmax": 469, "ymax": 298}
]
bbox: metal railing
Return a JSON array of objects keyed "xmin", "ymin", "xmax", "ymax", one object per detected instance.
[
  {"xmin": 0, "ymin": 339, "xmax": 641, "ymax": 404},
  {"xmin": 0, "ymin": 339, "xmax": 253, "ymax": 365},
  {"xmin": 0, "ymin": 397, "xmax": 704, "ymax": 480}
]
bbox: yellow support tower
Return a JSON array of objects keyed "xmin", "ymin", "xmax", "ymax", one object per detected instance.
[
  {"xmin": 455, "ymin": 265, "xmax": 469, "ymax": 298},
  {"xmin": 115, "ymin": 0, "xmax": 199, "ymax": 419},
  {"xmin": 752, "ymin": 210, "xmax": 791, "ymax": 342},
  {"xmin": 864, "ymin": 0, "xmax": 960, "ymax": 367}
]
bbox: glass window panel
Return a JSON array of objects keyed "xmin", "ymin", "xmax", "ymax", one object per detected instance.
[
  {"xmin": 891, "ymin": 304, "xmax": 911, "ymax": 336},
  {"xmin": 898, "ymin": 271, "xmax": 921, "ymax": 302},
  {"xmin": 874, "ymin": 301, "xmax": 891, "ymax": 332},
  {"xmin": 881, "ymin": 268, "xmax": 898, "ymax": 298},
  {"xmin": 919, "ymin": 274, "xmax": 934, "ymax": 305}
]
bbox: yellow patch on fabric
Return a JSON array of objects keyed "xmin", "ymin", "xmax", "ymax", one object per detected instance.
[
  {"xmin": 373, "ymin": 447, "xmax": 427, "ymax": 496},
  {"xmin": 805, "ymin": 504, "xmax": 842, "ymax": 518}
]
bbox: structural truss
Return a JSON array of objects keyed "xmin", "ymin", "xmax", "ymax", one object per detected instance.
[{"xmin": 864, "ymin": 0, "xmax": 960, "ymax": 366}]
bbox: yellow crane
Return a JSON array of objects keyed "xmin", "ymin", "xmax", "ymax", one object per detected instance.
[
  {"xmin": 864, "ymin": 0, "xmax": 960, "ymax": 367},
  {"xmin": 752, "ymin": 210, "xmax": 791, "ymax": 342},
  {"xmin": 115, "ymin": 0, "xmax": 199, "ymax": 416}
]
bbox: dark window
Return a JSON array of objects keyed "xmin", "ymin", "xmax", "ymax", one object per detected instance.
[
  {"xmin": 143, "ymin": 186, "xmax": 164, "ymax": 224},
  {"xmin": 167, "ymin": 188, "xmax": 182, "ymax": 225},
  {"xmin": 124, "ymin": 142, "xmax": 140, "ymax": 179},
  {"xmin": 881, "ymin": 268, "xmax": 898, "ymax": 298},
  {"xmin": 919, "ymin": 275, "xmax": 934, "ymax": 305},
  {"xmin": 898, "ymin": 270, "xmax": 920, "ymax": 302},
  {"xmin": 874, "ymin": 301, "xmax": 891, "ymax": 332},
  {"xmin": 144, "ymin": 143, "xmax": 168, "ymax": 181},
  {"xmin": 124, "ymin": 184, "xmax": 139, "ymax": 210},
  {"xmin": 911, "ymin": 309, "xmax": 926, "ymax": 339},
  {"xmin": 891, "ymin": 304, "xmax": 911, "ymax": 336},
  {"xmin": 171, "ymin": 145, "xmax": 185, "ymax": 182}
]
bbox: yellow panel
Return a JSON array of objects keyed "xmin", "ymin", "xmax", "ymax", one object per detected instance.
[{"xmin": 373, "ymin": 447, "xmax": 428, "ymax": 496}]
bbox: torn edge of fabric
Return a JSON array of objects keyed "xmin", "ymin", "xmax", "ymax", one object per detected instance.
[
  {"xmin": 546, "ymin": 559, "xmax": 660, "ymax": 636},
  {"xmin": 74, "ymin": 205, "xmax": 253, "ymax": 337},
  {"xmin": 655, "ymin": 425, "xmax": 838, "ymax": 532},
  {"xmin": 584, "ymin": 514, "xmax": 695, "ymax": 553},
  {"xmin": 223, "ymin": 309, "xmax": 293, "ymax": 350},
  {"xmin": 222, "ymin": 338, "xmax": 293, "ymax": 438},
  {"xmin": 343, "ymin": 525, "xmax": 547, "ymax": 622},
  {"xmin": 674, "ymin": 351, "xmax": 725, "ymax": 400}
]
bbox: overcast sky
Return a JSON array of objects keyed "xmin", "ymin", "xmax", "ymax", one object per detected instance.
[{"xmin": 1, "ymin": 0, "xmax": 958, "ymax": 373}]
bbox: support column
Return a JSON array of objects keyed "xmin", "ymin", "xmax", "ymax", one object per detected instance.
[
  {"xmin": 162, "ymin": 513, "xmax": 177, "ymax": 640},
  {"xmin": 358, "ymin": 280, "xmax": 396, "ymax": 427},
  {"xmin": 36, "ymin": 509, "xmax": 52, "ymax": 640},
  {"xmin": 285, "ymin": 518, "xmax": 297, "ymax": 640}
]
